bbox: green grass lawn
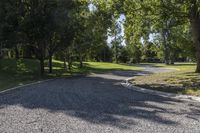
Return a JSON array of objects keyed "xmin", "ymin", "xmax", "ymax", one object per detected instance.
[
  {"xmin": 132, "ymin": 63, "xmax": 200, "ymax": 96},
  {"xmin": 0, "ymin": 58, "xmax": 142, "ymax": 91}
]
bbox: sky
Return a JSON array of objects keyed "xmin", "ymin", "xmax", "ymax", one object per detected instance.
[
  {"xmin": 89, "ymin": 4, "xmax": 155, "ymax": 46},
  {"xmin": 88, "ymin": 4, "xmax": 126, "ymax": 46},
  {"xmin": 107, "ymin": 14, "xmax": 155, "ymax": 46},
  {"xmin": 107, "ymin": 14, "xmax": 126, "ymax": 46}
]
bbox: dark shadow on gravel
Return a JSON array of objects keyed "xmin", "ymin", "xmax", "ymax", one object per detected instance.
[{"xmin": 0, "ymin": 75, "xmax": 199, "ymax": 129}]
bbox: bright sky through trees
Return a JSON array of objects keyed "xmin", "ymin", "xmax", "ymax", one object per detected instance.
[{"xmin": 107, "ymin": 14, "xmax": 126, "ymax": 46}]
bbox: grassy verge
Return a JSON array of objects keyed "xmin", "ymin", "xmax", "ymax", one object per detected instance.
[
  {"xmin": 0, "ymin": 59, "xmax": 142, "ymax": 91},
  {"xmin": 132, "ymin": 63, "xmax": 200, "ymax": 96}
]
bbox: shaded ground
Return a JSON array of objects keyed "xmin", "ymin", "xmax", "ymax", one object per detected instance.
[{"xmin": 0, "ymin": 69, "xmax": 200, "ymax": 133}]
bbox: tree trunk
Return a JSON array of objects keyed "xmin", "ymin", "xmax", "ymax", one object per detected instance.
[
  {"xmin": 162, "ymin": 29, "xmax": 170, "ymax": 65},
  {"xmin": 190, "ymin": 9, "xmax": 200, "ymax": 72},
  {"xmin": 39, "ymin": 59, "xmax": 45, "ymax": 76},
  {"xmin": 103, "ymin": 48, "xmax": 106, "ymax": 62},
  {"xmin": 114, "ymin": 35, "xmax": 118, "ymax": 64},
  {"xmin": 68, "ymin": 56, "xmax": 72, "ymax": 71},
  {"xmin": 48, "ymin": 54, "xmax": 52, "ymax": 73},
  {"xmin": 194, "ymin": 38, "xmax": 200, "ymax": 73},
  {"xmin": 169, "ymin": 52, "xmax": 175, "ymax": 65},
  {"xmin": 114, "ymin": 43, "xmax": 117, "ymax": 63},
  {"xmin": 63, "ymin": 58, "xmax": 67, "ymax": 69},
  {"xmin": 23, "ymin": 45, "xmax": 33, "ymax": 58},
  {"xmin": 191, "ymin": 22, "xmax": 200, "ymax": 73},
  {"xmin": 68, "ymin": 61, "xmax": 72, "ymax": 71},
  {"xmin": 79, "ymin": 54, "xmax": 83, "ymax": 68},
  {"xmin": 15, "ymin": 45, "xmax": 19, "ymax": 59},
  {"xmin": 196, "ymin": 54, "xmax": 200, "ymax": 73},
  {"xmin": 0, "ymin": 43, "xmax": 2, "ymax": 58}
]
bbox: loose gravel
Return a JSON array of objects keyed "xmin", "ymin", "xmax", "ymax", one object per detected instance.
[{"xmin": 0, "ymin": 70, "xmax": 200, "ymax": 133}]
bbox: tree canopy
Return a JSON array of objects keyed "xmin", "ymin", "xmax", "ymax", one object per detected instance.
[{"xmin": 1, "ymin": 0, "xmax": 200, "ymax": 74}]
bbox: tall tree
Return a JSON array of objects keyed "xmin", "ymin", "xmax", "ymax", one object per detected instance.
[
  {"xmin": 22, "ymin": 0, "xmax": 57, "ymax": 75},
  {"xmin": 189, "ymin": 1, "xmax": 200, "ymax": 72},
  {"xmin": 47, "ymin": 0, "xmax": 76, "ymax": 73},
  {"xmin": 0, "ymin": 0, "xmax": 25, "ymax": 59},
  {"xmin": 123, "ymin": 0, "xmax": 200, "ymax": 72},
  {"xmin": 109, "ymin": 18, "xmax": 123, "ymax": 63}
]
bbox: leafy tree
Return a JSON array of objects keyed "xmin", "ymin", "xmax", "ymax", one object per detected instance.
[
  {"xmin": 109, "ymin": 17, "xmax": 123, "ymax": 63},
  {"xmin": 118, "ymin": 46, "xmax": 129, "ymax": 63},
  {"xmin": 141, "ymin": 42, "xmax": 157, "ymax": 62},
  {"xmin": 123, "ymin": 0, "xmax": 200, "ymax": 72},
  {"xmin": 93, "ymin": 44, "xmax": 112, "ymax": 62},
  {"xmin": 0, "ymin": 0, "xmax": 25, "ymax": 59},
  {"xmin": 47, "ymin": 0, "xmax": 77, "ymax": 73},
  {"xmin": 22, "ymin": 0, "xmax": 58, "ymax": 75}
]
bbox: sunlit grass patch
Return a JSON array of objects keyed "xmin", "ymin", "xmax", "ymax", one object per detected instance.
[
  {"xmin": 83, "ymin": 62, "xmax": 143, "ymax": 72},
  {"xmin": 182, "ymin": 89, "xmax": 200, "ymax": 96},
  {"xmin": 132, "ymin": 63, "xmax": 200, "ymax": 96}
]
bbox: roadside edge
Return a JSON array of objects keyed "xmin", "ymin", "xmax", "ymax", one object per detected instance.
[
  {"xmin": 122, "ymin": 78, "xmax": 200, "ymax": 103},
  {"xmin": 0, "ymin": 74, "xmax": 85, "ymax": 94}
]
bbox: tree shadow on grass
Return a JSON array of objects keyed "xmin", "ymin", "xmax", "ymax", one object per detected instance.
[{"xmin": 1, "ymin": 75, "xmax": 199, "ymax": 129}]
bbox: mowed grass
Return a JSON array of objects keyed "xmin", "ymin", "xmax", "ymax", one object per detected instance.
[
  {"xmin": 82, "ymin": 62, "xmax": 143, "ymax": 72},
  {"xmin": 0, "ymin": 59, "xmax": 142, "ymax": 91},
  {"xmin": 132, "ymin": 63, "xmax": 200, "ymax": 96}
]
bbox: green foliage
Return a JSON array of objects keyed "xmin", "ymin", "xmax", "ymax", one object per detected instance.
[
  {"xmin": 123, "ymin": 0, "xmax": 200, "ymax": 69},
  {"xmin": 1, "ymin": 0, "xmax": 200, "ymax": 76},
  {"xmin": 118, "ymin": 46, "xmax": 129, "ymax": 63},
  {"xmin": 141, "ymin": 42, "xmax": 158, "ymax": 62},
  {"xmin": 127, "ymin": 42, "xmax": 142, "ymax": 63}
]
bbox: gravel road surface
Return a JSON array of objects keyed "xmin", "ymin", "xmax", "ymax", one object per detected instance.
[{"xmin": 0, "ymin": 69, "xmax": 200, "ymax": 133}]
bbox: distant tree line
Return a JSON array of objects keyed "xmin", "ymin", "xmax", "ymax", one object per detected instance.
[
  {"xmin": 123, "ymin": 0, "xmax": 200, "ymax": 72},
  {"xmin": 0, "ymin": 0, "xmax": 114, "ymax": 75},
  {"xmin": 0, "ymin": 0, "xmax": 200, "ymax": 74}
]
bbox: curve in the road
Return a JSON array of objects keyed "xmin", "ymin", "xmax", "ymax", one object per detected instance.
[{"xmin": 0, "ymin": 68, "xmax": 200, "ymax": 133}]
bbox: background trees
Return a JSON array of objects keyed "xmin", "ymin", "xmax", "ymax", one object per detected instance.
[
  {"xmin": 1, "ymin": 0, "xmax": 200, "ymax": 74},
  {"xmin": 123, "ymin": 0, "xmax": 200, "ymax": 72},
  {"xmin": 22, "ymin": 0, "xmax": 58, "ymax": 75}
]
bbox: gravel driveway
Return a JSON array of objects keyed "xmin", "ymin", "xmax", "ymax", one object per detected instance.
[{"xmin": 0, "ymin": 69, "xmax": 200, "ymax": 133}]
